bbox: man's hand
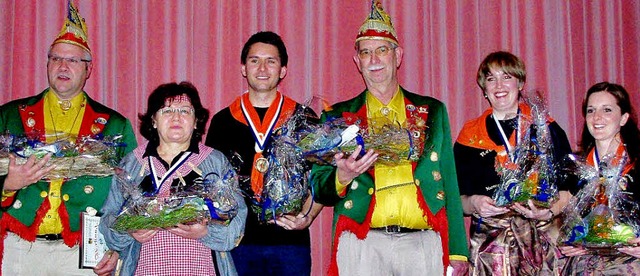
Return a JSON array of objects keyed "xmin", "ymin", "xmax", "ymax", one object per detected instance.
[
  {"xmin": 167, "ymin": 221, "xmax": 208, "ymax": 239},
  {"xmin": 3, "ymin": 153, "xmax": 55, "ymax": 191},
  {"xmin": 466, "ymin": 195, "xmax": 509, "ymax": 217},
  {"xmin": 449, "ymin": 260, "xmax": 469, "ymax": 276},
  {"xmin": 129, "ymin": 229, "xmax": 158, "ymax": 243},
  {"xmin": 93, "ymin": 250, "xmax": 119, "ymax": 276},
  {"xmin": 335, "ymin": 145, "xmax": 377, "ymax": 184},
  {"xmin": 273, "ymin": 213, "xmax": 313, "ymax": 230}
]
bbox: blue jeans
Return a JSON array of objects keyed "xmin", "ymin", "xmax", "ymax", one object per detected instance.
[{"xmin": 231, "ymin": 244, "xmax": 311, "ymax": 276}]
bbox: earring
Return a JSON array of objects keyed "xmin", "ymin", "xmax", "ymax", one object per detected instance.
[{"xmin": 483, "ymin": 94, "xmax": 488, "ymax": 99}]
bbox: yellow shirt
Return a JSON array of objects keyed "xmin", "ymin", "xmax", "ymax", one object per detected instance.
[
  {"xmin": 38, "ymin": 90, "xmax": 86, "ymax": 234},
  {"xmin": 336, "ymin": 88, "xmax": 429, "ymax": 229}
]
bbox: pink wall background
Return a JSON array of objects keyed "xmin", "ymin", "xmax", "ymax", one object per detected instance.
[{"xmin": 2, "ymin": 1, "xmax": 639, "ymax": 275}]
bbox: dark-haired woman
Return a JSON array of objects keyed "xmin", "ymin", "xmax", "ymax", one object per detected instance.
[{"xmin": 99, "ymin": 82, "xmax": 247, "ymax": 275}]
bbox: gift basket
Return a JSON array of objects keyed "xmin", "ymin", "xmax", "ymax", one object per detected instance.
[
  {"xmin": 112, "ymin": 168, "xmax": 240, "ymax": 231},
  {"xmin": 492, "ymin": 92, "xmax": 559, "ymax": 208},
  {"xmin": 249, "ymin": 104, "xmax": 317, "ymax": 222},
  {"xmin": 0, "ymin": 133, "xmax": 125, "ymax": 180},
  {"xmin": 296, "ymin": 106, "xmax": 428, "ymax": 166},
  {"xmin": 558, "ymin": 153, "xmax": 640, "ymax": 254}
]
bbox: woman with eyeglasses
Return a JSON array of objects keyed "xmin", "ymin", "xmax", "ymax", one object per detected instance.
[
  {"xmin": 98, "ymin": 82, "xmax": 247, "ymax": 275},
  {"xmin": 559, "ymin": 82, "xmax": 640, "ymax": 275},
  {"xmin": 453, "ymin": 51, "xmax": 573, "ymax": 275}
]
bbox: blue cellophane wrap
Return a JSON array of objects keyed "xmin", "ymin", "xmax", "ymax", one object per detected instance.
[
  {"xmin": 492, "ymin": 92, "xmax": 559, "ymax": 208},
  {"xmin": 112, "ymin": 168, "xmax": 240, "ymax": 231},
  {"xmin": 558, "ymin": 153, "xmax": 640, "ymax": 253},
  {"xmin": 0, "ymin": 132, "xmax": 126, "ymax": 180}
]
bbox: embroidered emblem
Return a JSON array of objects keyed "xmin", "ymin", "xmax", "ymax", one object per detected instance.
[
  {"xmin": 436, "ymin": 191, "xmax": 445, "ymax": 200},
  {"xmin": 432, "ymin": 171, "xmax": 442, "ymax": 181},
  {"xmin": 84, "ymin": 185, "xmax": 94, "ymax": 194},
  {"xmin": 90, "ymin": 124, "xmax": 101, "ymax": 134},
  {"xmin": 406, "ymin": 104, "xmax": 415, "ymax": 111},
  {"xmin": 96, "ymin": 117, "xmax": 107, "ymax": 124},
  {"xmin": 430, "ymin": 152, "xmax": 438, "ymax": 162},
  {"xmin": 27, "ymin": 117, "xmax": 36, "ymax": 128}
]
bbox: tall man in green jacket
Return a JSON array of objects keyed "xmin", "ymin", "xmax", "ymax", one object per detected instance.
[
  {"xmin": 310, "ymin": 1, "xmax": 469, "ymax": 275},
  {"xmin": 0, "ymin": 2, "xmax": 136, "ymax": 275}
]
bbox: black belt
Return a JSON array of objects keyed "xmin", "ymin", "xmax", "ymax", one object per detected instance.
[
  {"xmin": 36, "ymin": 234, "xmax": 63, "ymax": 240},
  {"xmin": 371, "ymin": 225, "xmax": 425, "ymax": 234}
]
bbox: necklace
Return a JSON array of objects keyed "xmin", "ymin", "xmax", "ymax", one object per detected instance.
[{"xmin": 48, "ymin": 98, "xmax": 85, "ymax": 142}]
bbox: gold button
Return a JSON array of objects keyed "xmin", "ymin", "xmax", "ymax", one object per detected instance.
[
  {"xmin": 368, "ymin": 188, "xmax": 374, "ymax": 195},
  {"xmin": 62, "ymin": 194, "xmax": 70, "ymax": 201},
  {"xmin": 13, "ymin": 200, "xmax": 22, "ymax": 209},
  {"xmin": 436, "ymin": 191, "xmax": 445, "ymax": 200},
  {"xmin": 351, "ymin": 181, "xmax": 359, "ymax": 190},
  {"xmin": 344, "ymin": 200, "xmax": 353, "ymax": 210},
  {"xmin": 432, "ymin": 171, "xmax": 442, "ymax": 181},
  {"xmin": 40, "ymin": 191, "xmax": 48, "ymax": 198},
  {"xmin": 430, "ymin": 151, "xmax": 438, "ymax": 162}
]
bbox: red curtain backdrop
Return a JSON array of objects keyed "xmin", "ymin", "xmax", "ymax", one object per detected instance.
[{"xmin": 2, "ymin": 1, "xmax": 639, "ymax": 274}]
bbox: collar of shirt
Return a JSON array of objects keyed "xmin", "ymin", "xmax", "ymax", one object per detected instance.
[{"xmin": 366, "ymin": 86, "xmax": 406, "ymax": 126}]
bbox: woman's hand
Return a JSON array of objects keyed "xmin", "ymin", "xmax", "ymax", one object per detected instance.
[
  {"xmin": 559, "ymin": 245, "xmax": 588, "ymax": 257},
  {"xmin": 93, "ymin": 250, "xmax": 119, "ymax": 276},
  {"xmin": 130, "ymin": 229, "xmax": 158, "ymax": 243},
  {"xmin": 466, "ymin": 195, "xmax": 509, "ymax": 217},
  {"xmin": 511, "ymin": 200, "xmax": 553, "ymax": 221},
  {"xmin": 167, "ymin": 221, "xmax": 208, "ymax": 239},
  {"xmin": 618, "ymin": 237, "xmax": 640, "ymax": 258}
]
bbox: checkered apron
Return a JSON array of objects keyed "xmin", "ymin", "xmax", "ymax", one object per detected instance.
[{"xmin": 134, "ymin": 152, "xmax": 216, "ymax": 275}]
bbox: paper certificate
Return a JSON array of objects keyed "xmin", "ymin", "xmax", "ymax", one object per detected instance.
[{"xmin": 79, "ymin": 212, "xmax": 109, "ymax": 268}]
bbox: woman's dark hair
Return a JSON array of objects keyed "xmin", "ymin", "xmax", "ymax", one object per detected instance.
[
  {"xmin": 138, "ymin": 81, "xmax": 209, "ymax": 144},
  {"xmin": 578, "ymin": 81, "xmax": 640, "ymax": 164},
  {"xmin": 240, "ymin": 31, "xmax": 288, "ymax": 67}
]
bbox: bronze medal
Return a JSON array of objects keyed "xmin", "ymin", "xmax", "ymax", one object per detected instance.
[{"xmin": 255, "ymin": 157, "xmax": 269, "ymax": 173}]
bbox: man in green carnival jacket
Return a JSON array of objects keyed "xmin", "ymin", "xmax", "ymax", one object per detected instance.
[
  {"xmin": 310, "ymin": 1, "xmax": 469, "ymax": 275},
  {"xmin": 0, "ymin": 2, "xmax": 136, "ymax": 275}
]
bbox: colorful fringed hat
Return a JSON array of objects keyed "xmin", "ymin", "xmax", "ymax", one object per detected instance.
[
  {"xmin": 51, "ymin": 1, "xmax": 91, "ymax": 54},
  {"xmin": 355, "ymin": 0, "xmax": 399, "ymax": 45}
]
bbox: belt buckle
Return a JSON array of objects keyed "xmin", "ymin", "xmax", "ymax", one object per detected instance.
[{"xmin": 384, "ymin": 225, "xmax": 401, "ymax": 234}]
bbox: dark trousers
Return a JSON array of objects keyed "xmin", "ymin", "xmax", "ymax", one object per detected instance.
[{"xmin": 231, "ymin": 243, "xmax": 311, "ymax": 276}]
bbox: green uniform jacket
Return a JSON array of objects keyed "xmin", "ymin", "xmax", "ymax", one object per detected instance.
[
  {"xmin": 0, "ymin": 89, "xmax": 137, "ymax": 248},
  {"xmin": 310, "ymin": 88, "xmax": 469, "ymax": 274}
]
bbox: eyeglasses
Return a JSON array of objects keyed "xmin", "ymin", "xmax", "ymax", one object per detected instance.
[
  {"xmin": 357, "ymin": 46, "xmax": 395, "ymax": 59},
  {"xmin": 48, "ymin": 55, "xmax": 92, "ymax": 66},
  {"xmin": 157, "ymin": 106, "xmax": 195, "ymax": 116}
]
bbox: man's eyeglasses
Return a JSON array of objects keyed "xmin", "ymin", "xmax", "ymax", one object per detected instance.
[
  {"xmin": 157, "ymin": 106, "xmax": 195, "ymax": 116},
  {"xmin": 357, "ymin": 46, "xmax": 395, "ymax": 59},
  {"xmin": 48, "ymin": 55, "xmax": 92, "ymax": 66}
]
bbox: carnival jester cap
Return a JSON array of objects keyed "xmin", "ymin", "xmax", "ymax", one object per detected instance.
[
  {"xmin": 355, "ymin": 0, "xmax": 399, "ymax": 46},
  {"xmin": 51, "ymin": 1, "xmax": 91, "ymax": 55}
]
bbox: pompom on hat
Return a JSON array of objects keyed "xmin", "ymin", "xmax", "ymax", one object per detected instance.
[
  {"xmin": 355, "ymin": 0, "xmax": 399, "ymax": 46},
  {"xmin": 51, "ymin": 1, "xmax": 91, "ymax": 55}
]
